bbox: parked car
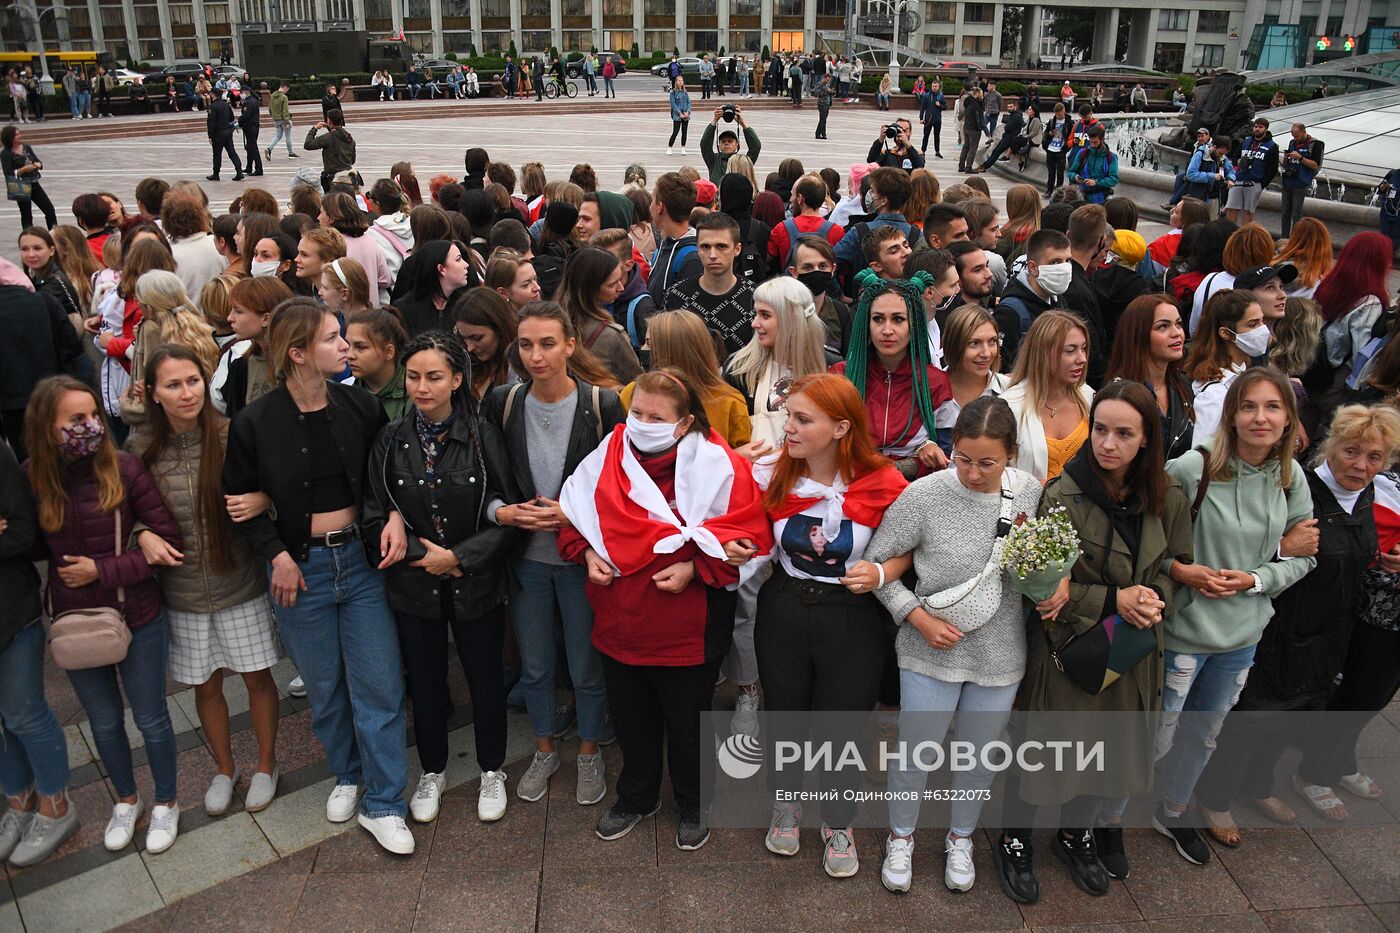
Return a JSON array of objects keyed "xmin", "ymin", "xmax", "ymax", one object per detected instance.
[
  {"xmin": 565, "ymin": 53, "xmax": 628, "ymax": 78},
  {"xmin": 416, "ymin": 59, "xmax": 458, "ymax": 73},
  {"xmin": 111, "ymin": 68, "xmax": 145, "ymax": 86},
  {"xmin": 650, "ymin": 55, "xmax": 732, "ymax": 78}
]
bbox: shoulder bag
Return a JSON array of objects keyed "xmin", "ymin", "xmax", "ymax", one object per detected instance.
[
  {"xmin": 48, "ymin": 507, "xmax": 133, "ymax": 670},
  {"xmin": 917, "ymin": 475, "xmax": 1018, "ymax": 629}
]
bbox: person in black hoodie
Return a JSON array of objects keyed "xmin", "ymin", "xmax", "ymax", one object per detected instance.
[
  {"xmin": 719, "ymin": 172, "xmax": 772, "ymax": 283},
  {"xmin": 240, "ymin": 89, "xmax": 263, "ymax": 177},
  {"xmin": 532, "ymin": 201, "xmax": 579, "ymax": 301},
  {"xmin": 977, "ymin": 99, "xmax": 1027, "ymax": 172},
  {"xmin": 993, "ymin": 228, "xmax": 1073, "ymax": 371},
  {"xmin": 206, "ymin": 90, "xmax": 244, "ymax": 182},
  {"xmin": 462, "ymin": 147, "xmax": 489, "ymax": 191},
  {"xmin": 0, "ymin": 442, "xmax": 79, "ymax": 868},
  {"xmin": 0, "ymin": 259, "xmax": 83, "ymax": 460}
]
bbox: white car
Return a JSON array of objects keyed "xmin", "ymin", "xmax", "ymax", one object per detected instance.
[{"xmin": 112, "ymin": 68, "xmax": 145, "ymax": 86}]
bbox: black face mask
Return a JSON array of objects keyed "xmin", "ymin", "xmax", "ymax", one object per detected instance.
[
  {"xmin": 934, "ymin": 289, "xmax": 959, "ymax": 317},
  {"xmin": 637, "ymin": 348, "xmax": 652, "ymax": 370},
  {"xmin": 796, "ymin": 269, "xmax": 834, "ymax": 299}
]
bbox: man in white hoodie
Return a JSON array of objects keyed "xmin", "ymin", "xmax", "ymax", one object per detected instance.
[{"xmin": 365, "ymin": 178, "xmax": 415, "ymax": 290}]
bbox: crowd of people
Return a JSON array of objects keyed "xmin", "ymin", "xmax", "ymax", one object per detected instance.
[{"xmin": 0, "ymin": 105, "xmax": 1398, "ymax": 917}]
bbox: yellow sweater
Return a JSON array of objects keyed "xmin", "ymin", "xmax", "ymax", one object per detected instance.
[{"xmin": 619, "ymin": 381, "xmax": 753, "ymax": 448}]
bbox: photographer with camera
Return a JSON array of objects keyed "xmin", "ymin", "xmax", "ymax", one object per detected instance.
[
  {"xmin": 865, "ymin": 117, "xmax": 925, "ymax": 173},
  {"xmin": 700, "ymin": 105, "xmax": 762, "ymax": 183},
  {"xmin": 1281, "ymin": 122, "xmax": 1324, "ymax": 238}
]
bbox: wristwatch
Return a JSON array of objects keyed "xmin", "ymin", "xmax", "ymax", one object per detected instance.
[{"xmin": 1247, "ymin": 572, "xmax": 1264, "ymax": 595}]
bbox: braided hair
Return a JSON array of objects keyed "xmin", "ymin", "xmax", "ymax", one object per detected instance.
[
  {"xmin": 841, "ymin": 268, "xmax": 942, "ymax": 437},
  {"xmin": 400, "ymin": 329, "xmax": 474, "ymax": 412}
]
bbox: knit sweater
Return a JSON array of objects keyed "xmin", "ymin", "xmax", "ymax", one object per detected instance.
[{"xmin": 866, "ymin": 467, "xmax": 1043, "ymax": 686}]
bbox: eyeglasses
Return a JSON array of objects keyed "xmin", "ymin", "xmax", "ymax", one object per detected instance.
[{"xmin": 950, "ymin": 452, "xmax": 1005, "ymax": 471}]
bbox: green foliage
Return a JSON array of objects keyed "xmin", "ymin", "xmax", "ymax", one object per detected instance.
[
  {"xmin": 761, "ymin": 45, "xmax": 771, "ymax": 61},
  {"xmin": 566, "ymin": 51, "xmax": 583, "ymax": 62},
  {"xmin": 508, "ymin": 39, "xmax": 518, "ymax": 58},
  {"xmin": 1047, "ymin": 10, "xmax": 1096, "ymax": 56},
  {"xmin": 1001, "ymin": 7, "xmax": 1024, "ymax": 60},
  {"xmin": 674, "ymin": 45, "xmax": 681, "ymax": 58},
  {"xmin": 631, "ymin": 41, "xmax": 640, "ymax": 59},
  {"xmin": 550, "ymin": 45, "xmax": 560, "ymax": 60},
  {"xmin": 719, "ymin": 46, "xmax": 726, "ymax": 56}
]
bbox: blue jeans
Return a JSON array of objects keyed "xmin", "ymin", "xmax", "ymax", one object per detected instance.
[
  {"xmin": 273, "ymin": 543, "xmax": 408, "ymax": 818},
  {"xmin": 740, "ymin": 74, "xmax": 749, "ymax": 96},
  {"xmin": 887, "ymin": 670, "xmax": 1018, "ymax": 836},
  {"xmin": 604, "ymin": 76, "xmax": 615, "ymax": 96},
  {"xmin": 68, "ymin": 614, "xmax": 177, "ymax": 801},
  {"xmin": 1155, "ymin": 644, "xmax": 1258, "ymax": 808},
  {"xmin": 511, "ymin": 559, "xmax": 608, "ymax": 741},
  {"xmin": 268, "ymin": 119, "xmax": 294, "ymax": 154},
  {"xmin": 0, "ymin": 620, "xmax": 71, "ymax": 798}
]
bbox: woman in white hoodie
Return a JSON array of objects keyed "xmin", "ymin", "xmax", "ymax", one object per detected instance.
[{"xmin": 365, "ymin": 178, "xmax": 415, "ymax": 292}]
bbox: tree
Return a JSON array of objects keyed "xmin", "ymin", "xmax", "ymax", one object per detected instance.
[
  {"xmin": 631, "ymin": 41, "xmax": 640, "ymax": 59},
  {"xmin": 1001, "ymin": 6, "xmax": 1024, "ymax": 63},
  {"xmin": 508, "ymin": 39, "xmax": 518, "ymax": 58},
  {"xmin": 1047, "ymin": 10, "xmax": 1095, "ymax": 58},
  {"xmin": 674, "ymin": 45, "xmax": 681, "ymax": 58},
  {"xmin": 762, "ymin": 45, "xmax": 771, "ymax": 61}
]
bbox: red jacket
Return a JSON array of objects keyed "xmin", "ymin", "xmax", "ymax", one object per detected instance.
[
  {"xmin": 559, "ymin": 446, "xmax": 746, "ymax": 667},
  {"xmin": 26, "ymin": 451, "xmax": 182, "ymax": 629},
  {"xmin": 105, "ymin": 296, "xmax": 142, "ymax": 369},
  {"xmin": 831, "ymin": 355, "xmax": 952, "ymax": 476}
]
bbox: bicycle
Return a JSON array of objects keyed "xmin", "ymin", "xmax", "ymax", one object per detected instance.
[{"xmin": 544, "ymin": 77, "xmax": 578, "ymax": 99}]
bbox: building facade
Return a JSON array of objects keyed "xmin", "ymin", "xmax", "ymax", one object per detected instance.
[{"xmin": 2, "ymin": 0, "xmax": 1396, "ymax": 71}]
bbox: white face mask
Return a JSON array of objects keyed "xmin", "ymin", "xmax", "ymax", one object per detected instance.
[
  {"xmin": 249, "ymin": 259, "xmax": 281, "ymax": 278},
  {"xmin": 1230, "ymin": 324, "xmax": 1270, "ymax": 358},
  {"xmin": 1034, "ymin": 261, "xmax": 1073, "ymax": 296},
  {"xmin": 626, "ymin": 413, "xmax": 682, "ymax": 454}
]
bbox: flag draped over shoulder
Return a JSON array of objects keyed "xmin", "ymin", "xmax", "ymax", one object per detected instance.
[{"xmin": 559, "ymin": 426, "xmax": 773, "ymax": 578}]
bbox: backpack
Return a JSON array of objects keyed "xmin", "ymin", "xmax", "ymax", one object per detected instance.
[
  {"xmin": 653, "ymin": 239, "xmax": 699, "ymax": 293},
  {"xmin": 998, "ymin": 294, "xmax": 1033, "ymax": 335},
  {"xmin": 782, "ymin": 218, "xmax": 835, "ymax": 268},
  {"xmin": 734, "ymin": 222, "xmax": 770, "ymax": 282},
  {"xmin": 853, "ymin": 220, "xmax": 922, "ymax": 254},
  {"xmin": 500, "ymin": 382, "xmax": 605, "ymax": 443},
  {"xmin": 624, "ymin": 293, "xmax": 649, "ymax": 349}
]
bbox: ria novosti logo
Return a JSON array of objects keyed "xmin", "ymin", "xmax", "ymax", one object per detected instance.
[{"xmin": 716, "ymin": 733, "xmax": 764, "ymax": 780}]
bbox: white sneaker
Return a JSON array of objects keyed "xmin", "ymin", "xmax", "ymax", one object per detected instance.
[
  {"xmin": 358, "ymin": 813, "xmax": 415, "ymax": 855},
  {"xmin": 666, "ymin": 147, "xmax": 673, "ymax": 155},
  {"xmin": 944, "ymin": 832, "xmax": 975, "ymax": 891},
  {"xmin": 104, "ymin": 799, "xmax": 143, "ymax": 851},
  {"xmin": 325, "ymin": 783, "xmax": 359, "ymax": 823},
  {"xmin": 681, "ymin": 147, "xmax": 688, "ymax": 155},
  {"xmin": 145, "ymin": 804, "xmax": 180, "ymax": 855},
  {"xmin": 731, "ymin": 688, "xmax": 760, "ymax": 738},
  {"xmin": 410, "ymin": 772, "xmax": 446, "ymax": 823},
  {"xmin": 882, "ymin": 835, "xmax": 914, "ymax": 892},
  {"xmin": 287, "ymin": 675, "xmax": 307, "ymax": 698},
  {"xmin": 204, "ymin": 770, "xmax": 239, "ymax": 816},
  {"xmin": 478, "ymin": 770, "xmax": 507, "ymax": 822},
  {"xmin": 245, "ymin": 769, "xmax": 279, "ymax": 812}
]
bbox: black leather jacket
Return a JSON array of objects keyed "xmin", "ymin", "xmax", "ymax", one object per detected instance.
[{"xmin": 362, "ymin": 405, "xmax": 524, "ymax": 621}]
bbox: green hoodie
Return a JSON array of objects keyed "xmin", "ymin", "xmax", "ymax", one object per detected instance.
[{"xmin": 1164, "ymin": 440, "xmax": 1315, "ymax": 655}]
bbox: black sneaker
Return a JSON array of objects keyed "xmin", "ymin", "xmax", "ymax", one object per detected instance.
[
  {"xmin": 594, "ymin": 804, "xmax": 658, "ymax": 841},
  {"xmin": 1094, "ymin": 825, "xmax": 1130, "ymax": 880},
  {"xmin": 676, "ymin": 809, "xmax": 710, "ymax": 851},
  {"xmin": 992, "ymin": 832, "xmax": 1040, "ymax": 904},
  {"xmin": 1151, "ymin": 805, "xmax": 1211, "ymax": 865},
  {"xmin": 1054, "ymin": 828, "xmax": 1110, "ymax": 896}
]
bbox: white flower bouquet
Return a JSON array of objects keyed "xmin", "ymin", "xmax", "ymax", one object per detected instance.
[{"xmin": 999, "ymin": 506, "xmax": 1081, "ymax": 603}]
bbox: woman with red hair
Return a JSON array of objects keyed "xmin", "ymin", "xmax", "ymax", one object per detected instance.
[
  {"xmin": 1305, "ymin": 231, "xmax": 1395, "ymax": 430},
  {"xmin": 558, "ymin": 368, "xmax": 771, "ymax": 852},
  {"xmin": 753, "ymin": 373, "xmax": 908, "ymax": 879},
  {"xmin": 1273, "ymin": 217, "xmax": 1334, "ymax": 298}
]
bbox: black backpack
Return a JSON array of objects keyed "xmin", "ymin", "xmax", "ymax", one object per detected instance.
[{"xmin": 733, "ymin": 221, "xmax": 771, "ymax": 282}]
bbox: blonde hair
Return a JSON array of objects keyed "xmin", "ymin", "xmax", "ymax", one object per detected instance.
[
  {"xmin": 646, "ymin": 310, "xmax": 729, "ymax": 396},
  {"xmin": 726, "ymin": 155, "xmax": 758, "ymax": 196},
  {"xmin": 726, "ymin": 277, "xmax": 827, "ymax": 395},
  {"xmin": 1007, "ymin": 309, "xmax": 1089, "ymax": 418},
  {"xmin": 1205, "ymin": 367, "xmax": 1300, "ymax": 488},
  {"xmin": 1317, "ymin": 404, "xmax": 1400, "ymax": 468},
  {"xmin": 300, "ymin": 225, "xmax": 346, "ymax": 264},
  {"xmin": 322, "ymin": 257, "xmax": 373, "ymax": 312},
  {"xmin": 197, "ymin": 273, "xmax": 237, "ymax": 335},
  {"xmin": 942, "ymin": 304, "xmax": 1001, "ymax": 376},
  {"xmin": 134, "ymin": 270, "xmax": 220, "ymax": 375},
  {"xmin": 266, "ymin": 297, "xmax": 332, "ymax": 383},
  {"xmin": 1268, "ymin": 296, "xmax": 1322, "ymax": 377}
]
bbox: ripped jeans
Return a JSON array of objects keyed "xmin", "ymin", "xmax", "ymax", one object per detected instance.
[{"xmin": 1154, "ymin": 645, "xmax": 1258, "ymax": 809}]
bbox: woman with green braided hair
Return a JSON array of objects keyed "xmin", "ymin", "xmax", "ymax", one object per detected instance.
[{"xmin": 830, "ymin": 268, "xmax": 954, "ymax": 481}]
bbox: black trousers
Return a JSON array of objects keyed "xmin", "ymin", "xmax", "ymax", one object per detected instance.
[
  {"xmin": 1298, "ymin": 622, "xmax": 1400, "ymax": 786},
  {"xmin": 29, "ymin": 92, "xmax": 44, "ymax": 121},
  {"xmin": 981, "ymin": 134, "xmax": 1016, "ymax": 169},
  {"xmin": 1001, "ymin": 777, "xmax": 1102, "ymax": 838},
  {"xmin": 921, "ymin": 118, "xmax": 942, "ymax": 154},
  {"xmin": 1045, "ymin": 151, "xmax": 1067, "ymax": 193},
  {"xmin": 0, "ymin": 409, "xmax": 27, "ymax": 462},
  {"xmin": 789, "ymin": 83, "xmax": 801, "ymax": 105},
  {"xmin": 755, "ymin": 568, "xmax": 887, "ymax": 827},
  {"xmin": 668, "ymin": 120, "xmax": 689, "ymax": 146},
  {"xmin": 16, "ymin": 181, "xmax": 57, "ymax": 229},
  {"xmin": 243, "ymin": 128, "xmax": 262, "ymax": 175},
  {"xmin": 211, "ymin": 134, "xmax": 242, "ymax": 177},
  {"xmin": 95, "ymin": 88, "xmax": 112, "ymax": 115},
  {"xmin": 815, "ymin": 107, "xmax": 829, "ymax": 138},
  {"xmin": 601, "ymin": 652, "xmax": 722, "ymax": 818},
  {"xmin": 395, "ymin": 604, "xmax": 508, "ymax": 774}
]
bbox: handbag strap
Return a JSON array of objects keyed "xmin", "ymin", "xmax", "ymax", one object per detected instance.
[
  {"xmin": 43, "ymin": 503, "xmax": 126, "ymax": 617},
  {"xmin": 1189, "ymin": 445, "xmax": 1212, "ymax": 520}
]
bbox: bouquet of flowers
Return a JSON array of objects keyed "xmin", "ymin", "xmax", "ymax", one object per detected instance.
[{"xmin": 1000, "ymin": 506, "xmax": 1081, "ymax": 603}]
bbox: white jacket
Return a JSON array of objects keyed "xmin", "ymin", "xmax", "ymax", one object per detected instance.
[
  {"xmin": 369, "ymin": 212, "xmax": 414, "ymax": 289},
  {"xmin": 1000, "ymin": 380, "xmax": 1096, "ymax": 483}
]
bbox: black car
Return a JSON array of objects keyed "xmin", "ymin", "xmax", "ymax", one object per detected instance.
[{"xmin": 565, "ymin": 53, "xmax": 627, "ymax": 78}]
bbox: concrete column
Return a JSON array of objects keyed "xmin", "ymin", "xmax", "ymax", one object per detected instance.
[
  {"xmin": 226, "ymin": 0, "xmax": 242, "ymax": 63},
  {"xmin": 633, "ymin": 2, "xmax": 644, "ymax": 54},
  {"xmin": 470, "ymin": 0, "xmax": 483, "ymax": 52},
  {"xmin": 760, "ymin": 0, "xmax": 772, "ymax": 56},
  {"xmin": 551, "ymin": 1, "xmax": 561, "ymax": 52},
  {"xmin": 87, "ymin": 0, "xmax": 103, "ymax": 51},
  {"xmin": 1023, "ymin": 5, "xmax": 1043, "ymax": 66},
  {"xmin": 1091, "ymin": 7, "xmax": 1119, "ymax": 62},
  {"xmin": 431, "ymin": 0, "xmax": 444, "ymax": 55},
  {"xmin": 675, "ymin": 0, "xmax": 686, "ymax": 53},
  {"xmin": 510, "ymin": 2, "xmax": 522, "ymax": 51},
  {"xmin": 118, "ymin": 0, "xmax": 137, "ymax": 61},
  {"xmin": 988, "ymin": 3, "xmax": 1002, "ymax": 62},
  {"xmin": 718, "ymin": 0, "xmax": 729, "ymax": 53},
  {"xmin": 952, "ymin": 2, "xmax": 965, "ymax": 63},
  {"xmin": 592, "ymin": 0, "xmax": 603, "ymax": 51},
  {"xmin": 392, "ymin": 0, "xmax": 404, "ymax": 35},
  {"xmin": 1183, "ymin": 8, "xmax": 1198, "ymax": 68},
  {"xmin": 192, "ymin": 0, "xmax": 210, "ymax": 60},
  {"xmin": 804, "ymin": 0, "xmax": 816, "ymax": 51}
]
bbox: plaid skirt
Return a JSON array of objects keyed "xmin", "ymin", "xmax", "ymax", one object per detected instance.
[{"xmin": 166, "ymin": 593, "xmax": 281, "ymax": 684}]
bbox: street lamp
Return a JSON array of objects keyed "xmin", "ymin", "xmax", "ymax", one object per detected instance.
[{"xmin": 5, "ymin": 0, "xmax": 64, "ymax": 93}]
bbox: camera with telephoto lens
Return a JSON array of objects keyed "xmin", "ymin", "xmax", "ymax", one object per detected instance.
[
  {"xmin": 884, "ymin": 123, "xmax": 901, "ymax": 139},
  {"xmin": 722, "ymin": 104, "xmax": 736, "ymax": 121}
]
